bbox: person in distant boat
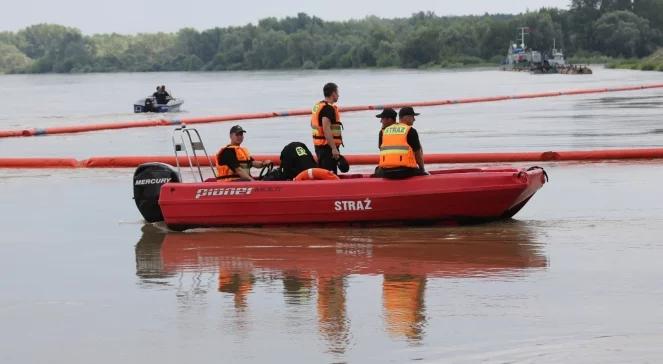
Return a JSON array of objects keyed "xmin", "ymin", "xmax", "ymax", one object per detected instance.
[
  {"xmin": 152, "ymin": 85, "xmax": 172, "ymax": 105},
  {"xmin": 151, "ymin": 86, "xmax": 161, "ymax": 102},
  {"xmin": 216, "ymin": 125, "xmax": 272, "ymax": 181},
  {"xmin": 311, "ymin": 82, "xmax": 343, "ymax": 174},
  {"xmin": 376, "ymin": 107, "xmax": 427, "ymax": 179}
]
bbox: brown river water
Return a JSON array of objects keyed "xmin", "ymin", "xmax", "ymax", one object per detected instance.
[{"xmin": 1, "ymin": 67, "xmax": 663, "ymax": 363}]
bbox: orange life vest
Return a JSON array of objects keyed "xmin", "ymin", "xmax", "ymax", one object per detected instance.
[
  {"xmin": 293, "ymin": 168, "xmax": 340, "ymax": 181},
  {"xmin": 216, "ymin": 145, "xmax": 252, "ymax": 180},
  {"xmin": 379, "ymin": 123, "xmax": 418, "ymax": 169},
  {"xmin": 311, "ymin": 101, "xmax": 343, "ymax": 147}
]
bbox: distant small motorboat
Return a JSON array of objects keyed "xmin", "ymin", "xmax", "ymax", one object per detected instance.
[{"xmin": 133, "ymin": 97, "xmax": 184, "ymax": 113}]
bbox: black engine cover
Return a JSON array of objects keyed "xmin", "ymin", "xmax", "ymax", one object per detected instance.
[{"xmin": 133, "ymin": 163, "xmax": 180, "ymax": 222}]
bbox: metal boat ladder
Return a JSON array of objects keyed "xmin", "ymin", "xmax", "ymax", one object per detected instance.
[{"xmin": 172, "ymin": 125, "xmax": 217, "ymax": 182}]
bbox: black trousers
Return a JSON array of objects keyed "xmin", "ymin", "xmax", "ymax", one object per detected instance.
[
  {"xmin": 315, "ymin": 145, "xmax": 338, "ymax": 174},
  {"xmin": 374, "ymin": 167, "xmax": 425, "ymax": 179}
]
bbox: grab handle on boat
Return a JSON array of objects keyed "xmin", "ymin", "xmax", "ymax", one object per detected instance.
[{"xmin": 527, "ymin": 166, "xmax": 549, "ymax": 182}]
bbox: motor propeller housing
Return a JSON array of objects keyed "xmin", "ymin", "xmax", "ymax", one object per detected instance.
[{"xmin": 133, "ymin": 163, "xmax": 180, "ymax": 223}]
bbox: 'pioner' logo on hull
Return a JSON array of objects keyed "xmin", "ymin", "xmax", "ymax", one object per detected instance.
[{"xmin": 195, "ymin": 187, "xmax": 253, "ymax": 199}]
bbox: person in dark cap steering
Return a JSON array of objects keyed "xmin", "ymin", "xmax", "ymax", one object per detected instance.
[
  {"xmin": 376, "ymin": 107, "xmax": 427, "ymax": 179},
  {"xmin": 216, "ymin": 125, "xmax": 272, "ymax": 181},
  {"xmin": 153, "ymin": 85, "xmax": 172, "ymax": 105}
]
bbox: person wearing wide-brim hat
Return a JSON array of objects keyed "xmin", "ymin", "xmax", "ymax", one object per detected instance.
[
  {"xmin": 376, "ymin": 107, "xmax": 427, "ymax": 179},
  {"xmin": 216, "ymin": 125, "xmax": 272, "ymax": 181}
]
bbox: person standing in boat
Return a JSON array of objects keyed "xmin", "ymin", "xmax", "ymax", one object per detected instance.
[
  {"xmin": 153, "ymin": 85, "xmax": 171, "ymax": 105},
  {"xmin": 311, "ymin": 82, "xmax": 343, "ymax": 174},
  {"xmin": 376, "ymin": 107, "xmax": 427, "ymax": 179},
  {"xmin": 216, "ymin": 125, "xmax": 271, "ymax": 181}
]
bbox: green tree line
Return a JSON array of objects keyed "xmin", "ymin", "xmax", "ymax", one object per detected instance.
[{"xmin": 2, "ymin": 1, "xmax": 663, "ymax": 74}]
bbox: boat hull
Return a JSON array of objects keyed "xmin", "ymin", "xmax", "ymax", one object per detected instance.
[
  {"xmin": 158, "ymin": 167, "xmax": 546, "ymax": 229},
  {"xmin": 133, "ymin": 98, "xmax": 184, "ymax": 113}
]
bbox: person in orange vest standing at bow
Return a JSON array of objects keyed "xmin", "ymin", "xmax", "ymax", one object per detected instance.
[
  {"xmin": 311, "ymin": 82, "xmax": 343, "ymax": 174},
  {"xmin": 216, "ymin": 125, "xmax": 271, "ymax": 181}
]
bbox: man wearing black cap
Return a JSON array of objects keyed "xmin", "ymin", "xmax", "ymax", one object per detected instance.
[
  {"xmin": 216, "ymin": 125, "xmax": 272, "ymax": 181},
  {"xmin": 376, "ymin": 107, "xmax": 398, "ymax": 147},
  {"xmin": 376, "ymin": 107, "xmax": 426, "ymax": 179}
]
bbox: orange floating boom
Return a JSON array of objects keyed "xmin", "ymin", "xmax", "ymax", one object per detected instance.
[
  {"xmin": 0, "ymin": 158, "xmax": 79, "ymax": 168},
  {"xmin": 2, "ymin": 83, "xmax": 663, "ymax": 138},
  {"xmin": 2, "ymin": 148, "xmax": 663, "ymax": 168}
]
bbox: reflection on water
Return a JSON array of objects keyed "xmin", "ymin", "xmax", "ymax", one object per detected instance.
[
  {"xmin": 317, "ymin": 276, "xmax": 349, "ymax": 354},
  {"xmin": 135, "ymin": 222, "xmax": 547, "ymax": 352},
  {"xmin": 383, "ymin": 274, "xmax": 426, "ymax": 342},
  {"xmin": 219, "ymin": 267, "xmax": 254, "ymax": 310}
]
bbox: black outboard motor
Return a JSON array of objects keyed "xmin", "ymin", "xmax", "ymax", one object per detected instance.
[
  {"xmin": 144, "ymin": 98, "xmax": 155, "ymax": 113},
  {"xmin": 133, "ymin": 163, "xmax": 180, "ymax": 222}
]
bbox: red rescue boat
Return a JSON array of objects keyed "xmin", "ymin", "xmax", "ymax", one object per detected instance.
[
  {"xmin": 135, "ymin": 165, "xmax": 547, "ymax": 231},
  {"xmin": 132, "ymin": 127, "xmax": 547, "ymax": 231}
]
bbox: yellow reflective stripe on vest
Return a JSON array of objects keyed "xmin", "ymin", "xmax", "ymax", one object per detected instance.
[{"xmin": 380, "ymin": 146, "xmax": 410, "ymax": 154}]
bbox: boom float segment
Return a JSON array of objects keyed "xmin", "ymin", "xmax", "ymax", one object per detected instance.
[{"xmin": 2, "ymin": 148, "xmax": 663, "ymax": 168}]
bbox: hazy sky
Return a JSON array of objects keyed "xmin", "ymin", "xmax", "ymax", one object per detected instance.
[{"xmin": 1, "ymin": 0, "xmax": 571, "ymax": 34}]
